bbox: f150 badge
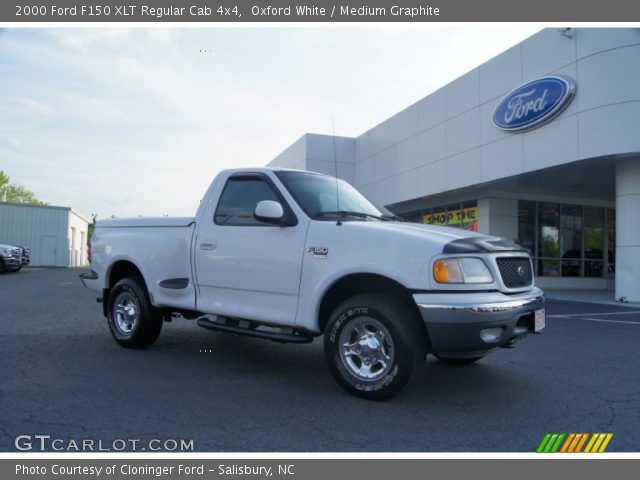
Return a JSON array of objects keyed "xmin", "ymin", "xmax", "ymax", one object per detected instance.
[{"xmin": 308, "ymin": 246, "xmax": 328, "ymax": 257}]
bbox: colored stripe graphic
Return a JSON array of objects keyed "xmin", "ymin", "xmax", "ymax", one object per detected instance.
[
  {"xmin": 584, "ymin": 434, "xmax": 598, "ymax": 453},
  {"xmin": 560, "ymin": 433, "xmax": 575, "ymax": 453},
  {"xmin": 574, "ymin": 433, "xmax": 590, "ymax": 453},
  {"xmin": 562, "ymin": 433, "xmax": 588, "ymax": 453},
  {"xmin": 544, "ymin": 434, "xmax": 558, "ymax": 453},
  {"xmin": 537, "ymin": 433, "xmax": 552, "ymax": 453},
  {"xmin": 598, "ymin": 433, "xmax": 613, "ymax": 453},
  {"xmin": 584, "ymin": 433, "xmax": 614, "ymax": 453},
  {"xmin": 538, "ymin": 433, "xmax": 613, "ymax": 453},
  {"xmin": 537, "ymin": 433, "xmax": 565, "ymax": 453},
  {"xmin": 550, "ymin": 433, "xmax": 565, "ymax": 453}
]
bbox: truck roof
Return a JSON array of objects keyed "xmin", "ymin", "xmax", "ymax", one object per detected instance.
[{"xmin": 226, "ymin": 167, "xmax": 329, "ymax": 176}]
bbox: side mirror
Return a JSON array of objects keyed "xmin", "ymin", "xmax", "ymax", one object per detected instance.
[{"xmin": 254, "ymin": 200, "xmax": 288, "ymax": 225}]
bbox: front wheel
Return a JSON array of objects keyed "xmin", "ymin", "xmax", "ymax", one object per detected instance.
[
  {"xmin": 107, "ymin": 277, "xmax": 163, "ymax": 349},
  {"xmin": 324, "ymin": 293, "xmax": 427, "ymax": 400}
]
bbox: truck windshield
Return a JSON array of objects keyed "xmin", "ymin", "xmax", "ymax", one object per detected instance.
[{"xmin": 275, "ymin": 171, "xmax": 388, "ymax": 220}]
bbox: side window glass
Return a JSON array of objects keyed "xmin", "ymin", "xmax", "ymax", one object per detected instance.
[{"xmin": 215, "ymin": 177, "xmax": 281, "ymax": 226}]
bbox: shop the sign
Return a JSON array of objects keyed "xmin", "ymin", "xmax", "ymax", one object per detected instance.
[
  {"xmin": 493, "ymin": 76, "xmax": 576, "ymax": 132},
  {"xmin": 423, "ymin": 207, "xmax": 478, "ymax": 231}
]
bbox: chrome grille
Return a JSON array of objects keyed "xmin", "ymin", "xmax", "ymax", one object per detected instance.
[{"xmin": 496, "ymin": 257, "xmax": 533, "ymax": 289}]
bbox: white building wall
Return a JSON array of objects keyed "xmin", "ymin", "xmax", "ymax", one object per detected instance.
[
  {"xmin": 68, "ymin": 210, "xmax": 90, "ymax": 268},
  {"xmin": 354, "ymin": 28, "xmax": 640, "ymax": 206},
  {"xmin": 269, "ymin": 133, "xmax": 355, "ymax": 184},
  {"xmin": 269, "ymin": 29, "xmax": 640, "ymax": 206},
  {"xmin": 476, "ymin": 198, "xmax": 518, "ymax": 238},
  {"xmin": 268, "ymin": 135, "xmax": 308, "ymax": 170},
  {"xmin": 615, "ymin": 158, "xmax": 640, "ymax": 302},
  {"xmin": 0, "ymin": 203, "xmax": 69, "ymax": 267}
]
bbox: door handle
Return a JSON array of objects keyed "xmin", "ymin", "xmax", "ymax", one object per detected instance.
[{"xmin": 200, "ymin": 241, "xmax": 216, "ymax": 250}]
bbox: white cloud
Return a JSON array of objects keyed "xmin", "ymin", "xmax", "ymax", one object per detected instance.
[
  {"xmin": 0, "ymin": 27, "xmax": 541, "ymax": 219},
  {"xmin": 18, "ymin": 98, "xmax": 54, "ymax": 114},
  {"xmin": 47, "ymin": 28, "xmax": 131, "ymax": 51}
]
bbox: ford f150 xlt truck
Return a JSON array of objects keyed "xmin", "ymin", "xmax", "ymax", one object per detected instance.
[{"xmin": 80, "ymin": 168, "xmax": 544, "ymax": 399}]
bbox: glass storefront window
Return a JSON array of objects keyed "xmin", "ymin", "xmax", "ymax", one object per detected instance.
[
  {"xmin": 539, "ymin": 259, "xmax": 560, "ymax": 277},
  {"xmin": 607, "ymin": 208, "xmax": 615, "ymax": 276},
  {"xmin": 538, "ymin": 202, "xmax": 560, "ymax": 260},
  {"xmin": 584, "ymin": 206, "xmax": 604, "ymax": 278},
  {"xmin": 519, "ymin": 200, "xmax": 614, "ymax": 279},
  {"xmin": 560, "ymin": 204, "xmax": 582, "ymax": 277},
  {"xmin": 518, "ymin": 200, "xmax": 536, "ymax": 253},
  {"xmin": 402, "ymin": 210, "xmax": 424, "ymax": 223}
]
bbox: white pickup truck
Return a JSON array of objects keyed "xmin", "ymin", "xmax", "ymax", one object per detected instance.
[{"xmin": 81, "ymin": 168, "xmax": 544, "ymax": 399}]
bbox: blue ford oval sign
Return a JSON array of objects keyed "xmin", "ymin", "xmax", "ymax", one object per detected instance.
[{"xmin": 493, "ymin": 76, "xmax": 576, "ymax": 132}]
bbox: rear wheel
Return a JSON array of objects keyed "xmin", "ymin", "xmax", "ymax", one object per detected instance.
[
  {"xmin": 324, "ymin": 293, "xmax": 426, "ymax": 400},
  {"xmin": 107, "ymin": 277, "xmax": 163, "ymax": 349}
]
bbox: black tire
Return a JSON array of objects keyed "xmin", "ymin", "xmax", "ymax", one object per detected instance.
[
  {"xmin": 324, "ymin": 293, "xmax": 427, "ymax": 400},
  {"xmin": 0, "ymin": 259, "xmax": 6, "ymax": 274},
  {"xmin": 107, "ymin": 277, "xmax": 163, "ymax": 349},
  {"xmin": 434, "ymin": 354, "xmax": 485, "ymax": 365}
]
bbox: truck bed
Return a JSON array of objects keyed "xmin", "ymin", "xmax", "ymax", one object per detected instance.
[{"xmin": 91, "ymin": 217, "xmax": 197, "ymax": 311}]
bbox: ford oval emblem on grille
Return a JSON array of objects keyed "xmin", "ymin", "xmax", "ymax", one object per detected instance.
[
  {"xmin": 517, "ymin": 266, "xmax": 525, "ymax": 277},
  {"xmin": 493, "ymin": 75, "xmax": 576, "ymax": 132}
]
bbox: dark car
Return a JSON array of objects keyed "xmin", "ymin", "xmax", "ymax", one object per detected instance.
[
  {"xmin": 0, "ymin": 243, "xmax": 23, "ymax": 273},
  {"xmin": 19, "ymin": 246, "xmax": 31, "ymax": 267}
]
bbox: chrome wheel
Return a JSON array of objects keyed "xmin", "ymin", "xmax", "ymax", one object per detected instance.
[
  {"xmin": 338, "ymin": 317, "xmax": 395, "ymax": 381},
  {"xmin": 113, "ymin": 291, "xmax": 139, "ymax": 336}
]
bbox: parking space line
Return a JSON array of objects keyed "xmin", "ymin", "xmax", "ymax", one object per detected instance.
[
  {"xmin": 548, "ymin": 310, "xmax": 640, "ymax": 318},
  {"xmin": 580, "ymin": 317, "xmax": 640, "ymax": 325}
]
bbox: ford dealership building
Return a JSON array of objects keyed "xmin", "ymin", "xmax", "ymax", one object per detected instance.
[{"xmin": 268, "ymin": 28, "xmax": 640, "ymax": 302}]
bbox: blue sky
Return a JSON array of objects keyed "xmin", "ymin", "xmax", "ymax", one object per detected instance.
[{"xmin": 0, "ymin": 27, "xmax": 540, "ymax": 218}]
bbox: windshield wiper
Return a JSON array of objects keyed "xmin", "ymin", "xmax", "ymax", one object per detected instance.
[
  {"xmin": 380, "ymin": 213, "xmax": 405, "ymax": 222},
  {"xmin": 312, "ymin": 211, "xmax": 391, "ymax": 221}
]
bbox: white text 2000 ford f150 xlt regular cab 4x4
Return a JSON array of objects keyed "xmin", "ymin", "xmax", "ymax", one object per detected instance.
[{"xmin": 80, "ymin": 168, "xmax": 545, "ymax": 399}]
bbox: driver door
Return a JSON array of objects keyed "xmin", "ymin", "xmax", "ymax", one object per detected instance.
[{"xmin": 194, "ymin": 173, "xmax": 308, "ymax": 325}]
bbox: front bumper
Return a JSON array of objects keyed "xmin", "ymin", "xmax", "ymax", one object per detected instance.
[
  {"xmin": 414, "ymin": 287, "xmax": 544, "ymax": 358},
  {"xmin": 1, "ymin": 256, "xmax": 22, "ymax": 269}
]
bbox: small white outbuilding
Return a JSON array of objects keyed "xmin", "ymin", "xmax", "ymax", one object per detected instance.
[{"xmin": 0, "ymin": 202, "xmax": 90, "ymax": 267}]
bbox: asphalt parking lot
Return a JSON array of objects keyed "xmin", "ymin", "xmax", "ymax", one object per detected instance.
[{"xmin": 1, "ymin": 267, "xmax": 639, "ymax": 452}]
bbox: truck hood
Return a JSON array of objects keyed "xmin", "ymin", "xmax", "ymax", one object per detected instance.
[
  {"xmin": 97, "ymin": 217, "xmax": 195, "ymax": 228},
  {"xmin": 338, "ymin": 220, "xmax": 525, "ymax": 253}
]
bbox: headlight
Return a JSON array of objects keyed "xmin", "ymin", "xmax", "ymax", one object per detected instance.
[
  {"xmin": 433, "ymin": 257, "xmax": 494, "ymax": 284},
  {"xmin": 0, "ymin": 247, "xmax": 9, "ymax": 256}
]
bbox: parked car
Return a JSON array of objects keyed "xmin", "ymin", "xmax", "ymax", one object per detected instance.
[
  {"xmin": 18, "ymin": 246, "xmax": 30, "ymax": 267},
  {"xmin": 80, "ymin": 168, "xmax": 545, "ymax": 399},
  {"xmin": 0, "ymin": 243, "xmax": 24, "ymax": 273}
]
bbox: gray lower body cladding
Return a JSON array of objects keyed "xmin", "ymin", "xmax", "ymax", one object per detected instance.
[{"xmin": 413, "ymin": 288, "xmax": 544, "ymax": 357}]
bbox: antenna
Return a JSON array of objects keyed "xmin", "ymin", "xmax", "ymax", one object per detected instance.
[{"xmin": 332, "ymin": 118, "xmax": 342, "ymax": 226}]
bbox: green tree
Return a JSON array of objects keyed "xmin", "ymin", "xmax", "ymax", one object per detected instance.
[
  {"xmin": 0, "ymin": 170, "xmax": 10, "ymax": 192},
  {"xmin": 0, "ymin": 170, "xmax": 44, "ymax": 205},
  {"xmin": 87, "ymin": 214, "xmax": 98, "ymax": 245}
]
